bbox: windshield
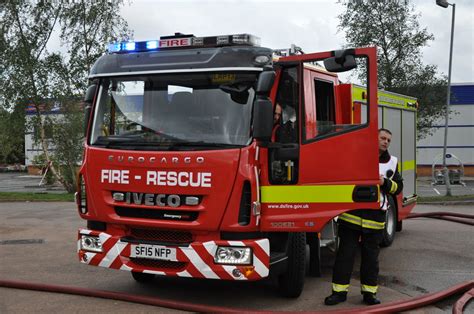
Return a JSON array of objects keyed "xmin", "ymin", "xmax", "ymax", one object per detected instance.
[{"xmin": 90, "ymin": 72, "xmax": 257, "ymax": 149}]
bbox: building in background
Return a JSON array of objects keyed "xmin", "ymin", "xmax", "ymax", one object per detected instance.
[
  {"xmin": 417, "ymin": 83, "xmax": 474, "ymax": 177},
  {"xmin": 24, "ymin": 102, "xmax": 61, "ymax": 174}
]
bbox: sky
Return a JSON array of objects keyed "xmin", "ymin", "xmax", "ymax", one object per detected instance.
[{"xmin": 118, "ymin": 0, "xmax": 474, "ymax": 84}]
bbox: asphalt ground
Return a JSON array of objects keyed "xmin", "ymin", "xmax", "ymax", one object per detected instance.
[
  {"xmin": 0, "ymin": 172, "xmax": 65, "ymax": 193},
  {"xmin": 1, "ymin": 201, "xmax": 473, "ymax": 313}
]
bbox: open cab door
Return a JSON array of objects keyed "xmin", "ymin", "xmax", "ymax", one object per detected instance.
[{"xmin": 260, "ymin": 47, "xmax": 380, "ymax": 232}]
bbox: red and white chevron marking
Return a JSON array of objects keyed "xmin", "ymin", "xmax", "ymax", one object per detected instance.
[{"xmin": 78, "ymin": 229, "xmax": 270, "ymax": 281}]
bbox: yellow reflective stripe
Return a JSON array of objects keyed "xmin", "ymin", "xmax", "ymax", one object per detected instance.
[
  {"xmin": 339, "ymin": 213, "xmax": 362, "ymax": 226},
  {"xmin": 361, "ymin": 284, "xmax": 378, "ymax": 293},
  {"xmin": 389, "ymin": 180, "xmax": 398, "ymax": 194},
  {"xmin": 261, "ymin": 185, "xmax": 355, "ymax": 203},
  {"xmin": 340, "ymin": 213, "xmax": 385, "ymax": 230},
  {"xmin": 332, "ymin": 283, "xmax": 350, "ymax": 292},
  {"xmin": 361, "ymin": 219, "xmax": 385, "ymax": 230},
  {"xmin": 403, "ymin": 160, "xmax": 415, "ymax": 172}
]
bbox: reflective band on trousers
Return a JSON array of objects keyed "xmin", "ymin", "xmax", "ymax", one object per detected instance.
[
  {"xmin": 361, "ymin": 284, "xmax": 378, "ymax": 293},
  {"xmin": 332, "ymin": 283, "xmax": 349, "ymax": 292},
  {"xmin": 389, "ymin": 180, "xmax": 398, "ymax": 194},
  {"xmin": 339, "ymin": 213, "xmax": 385, "ymax": 230}
]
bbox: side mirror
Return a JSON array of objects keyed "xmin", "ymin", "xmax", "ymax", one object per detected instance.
[
  {"xmin": 324, "ymin": 49, "xmax": 357, "ymax": 73},
  {"xmin": 256, "ymin": 70, "xmax": 276, "ymax": 94},
  {"xmin": 253, "ymin": 98, "xmax": 273, "ymax": 141},
  {"xmin": 83, "ymin": 84, "xmax": 97, "ymax": 135}
]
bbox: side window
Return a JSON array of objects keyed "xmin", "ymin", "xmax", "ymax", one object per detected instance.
[
  {"xmin": 304, "ymin": 72, "xmax": 368, "ymax": 142},
  {"xmin": 314, "ymin": 79, "xmax": 335, "ymax": 136},
  {"xmin": 274, "ymin": 67, "xmax": 299, "ymax": 143}
]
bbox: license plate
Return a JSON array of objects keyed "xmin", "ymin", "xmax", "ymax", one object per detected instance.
[{"xmin": 130, "ymin": 244, "xmax": 177, "ymax": 261}]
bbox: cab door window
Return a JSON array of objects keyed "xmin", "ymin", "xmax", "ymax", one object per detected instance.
[
  {"xmin": 314, "ymin": 79, "xmax": 336, "ymax": 137},
  {"xmin": 304, "ymin": 67, "xmax": 368, "ymax": 142}
]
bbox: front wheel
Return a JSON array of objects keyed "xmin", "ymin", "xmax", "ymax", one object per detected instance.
[
  {"xmin": 277, "ymin": 232, "xmax": 306, "ymax": 298},
  {"xmin": 307, "ymin": 233, "xmax": 321, "ymax": 277},
  {"xmin": 380, "ymin": 196, "xmax": 397, "ymax": 247}
]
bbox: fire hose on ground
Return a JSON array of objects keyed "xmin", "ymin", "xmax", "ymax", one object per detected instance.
[{"xmin": 0, "ymin": 211, "xmax": 473, "ymax": 313}]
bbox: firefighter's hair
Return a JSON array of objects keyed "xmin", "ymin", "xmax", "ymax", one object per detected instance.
[{"xmin": 378, "ymin": 128, "xmax": 392, "ymax": 135}]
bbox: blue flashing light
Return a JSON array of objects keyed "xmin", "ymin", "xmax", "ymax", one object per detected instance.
[
  {"xmin": 146, "ymin": 40, "xmax": 159, "ymax": 49},
  {"xmin": 124, "ymin": 42, "xmax": 136, "ymax": 51},
  {"xmin": 108, "ymin": 43, "xmax": 121, "ymax": 53}
]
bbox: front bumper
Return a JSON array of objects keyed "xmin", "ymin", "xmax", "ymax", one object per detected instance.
[{"xmin": 77, "ymin": 229, "xmax": 270, "ymax": 281}]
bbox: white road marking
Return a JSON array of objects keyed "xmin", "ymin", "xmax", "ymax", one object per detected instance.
[{"xmin": 433, "ymin": 188, "xmax": 441, "ymax": 195}]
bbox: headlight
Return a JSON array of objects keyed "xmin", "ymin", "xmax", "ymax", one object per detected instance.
[
  {"xmin": 214, "ymin": 246, "xmax": 252, "ymax": 265},
  {"xmin": 80, "ymin": 235, "xmax": 102, "ymax": 252}
]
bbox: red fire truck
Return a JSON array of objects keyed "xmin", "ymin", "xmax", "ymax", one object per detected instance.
[{"xmin": 77, "ymin": 33, "xmax": 417, "ymax": 297}]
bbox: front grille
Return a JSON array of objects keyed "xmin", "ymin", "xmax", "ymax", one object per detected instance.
[
  {"xmin": 130, "ymin": 228, "xmax": 194, "ymax": 243},
  {"xmin": 115, "ymin": 207, "xmax": 198, "ymax": 221},
  {"xmin": 130, "ymin": 258, "xmax": 187, "ymax": 271}
]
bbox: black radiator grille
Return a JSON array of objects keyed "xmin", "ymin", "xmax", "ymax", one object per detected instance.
[{"xmin": 115, "ymin": 207, "xmax": 198, "ymax": 221}]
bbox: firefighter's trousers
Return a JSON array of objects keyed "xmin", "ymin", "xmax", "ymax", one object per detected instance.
[{"xmin": 331, "ymin": 224, "xmax": 383, "ymax": 294}]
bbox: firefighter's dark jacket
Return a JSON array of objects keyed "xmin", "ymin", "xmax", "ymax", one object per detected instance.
[{"xmin": 338, "ymin": 150, "xmax": 404, "ymax": 233}]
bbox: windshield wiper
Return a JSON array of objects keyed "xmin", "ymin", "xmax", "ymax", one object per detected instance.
[{"xmin": 168, "ymin": 141, "xmax": 245, "ymax": 148}]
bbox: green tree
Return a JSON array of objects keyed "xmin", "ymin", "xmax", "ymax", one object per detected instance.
[
  {"xmin": 338, "ymin": 0, "xmax": 447, "ymax": 138},
  {"xmin": 1, "ymin": 0, "xmax": 132, "ymax": 192},
  {"xmin": 0, "ymin": 105, "xmax": 25, "ymax": 164}
]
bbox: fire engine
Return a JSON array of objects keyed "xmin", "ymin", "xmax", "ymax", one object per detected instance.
[{"xmin": 76, "ymin": 33, "xmax": 417, "ymax": 297}]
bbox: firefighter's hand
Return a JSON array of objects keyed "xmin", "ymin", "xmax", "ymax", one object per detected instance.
[{"xmin": 380, "ymin": 175, "xmax": 385, "ymax": 185}]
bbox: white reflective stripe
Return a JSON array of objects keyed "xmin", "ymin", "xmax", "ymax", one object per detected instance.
[
  {"xmin": 99, "ymin": 241, "xmax": 126, "ymax": 268},
  {"xmin": 253, "ymin": 255, "xmax": 269, "ymax": 277},
  {"xmin": 77, "ymin": 239, "xmax": 81, "ymax": 251},
  {"xmin": 361, "ymin": 284, "xmax": 378, "ymax": 293},
  {"xmin": 98, "ymin": 232, "xmax": 111, "ymax": 243},
  {"xmin": 79, "ymin": 229, "xmax": 93, "ymax": 235},
  {"xmin": 202, "ymin": 241, "xmax": 217, "ymax": 257},
  {"xmin": 120, "ymin": 264, "xmax": 133, "ymax": 271},
  {"xmin": 380, "ymin": 155, "xmax": 398, "ymax": 209},
  {"xmin": 88, "ymin": 67, "xmax": 262, "ymax": 79},
  {"xmin": 181, "ymin": 248, "xmax": 219, "ymax": 279},
  {"xmin": 176, "ymin": 270, "xmax": 192, "ymax": 277},
  {"xmin": 256, "ymin": 239, "xmax": 270, "ymax": 254}
]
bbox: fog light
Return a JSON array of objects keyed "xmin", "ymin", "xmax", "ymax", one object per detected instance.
[
  {"xmin": 214, "ymin": 246, "xmax": 252, "ymax": 265},
  {"xmin": 80, "ymin": 235, "xmax": 103, "ymax": 252},
  {"xmin": 232, "ymin": 269, "xmax": 242, "ymax": 278}
]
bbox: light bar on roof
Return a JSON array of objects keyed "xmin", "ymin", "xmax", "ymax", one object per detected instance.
[{"xmin": 107, "ymin": 33, "xmax": 260, "ymax": 54}]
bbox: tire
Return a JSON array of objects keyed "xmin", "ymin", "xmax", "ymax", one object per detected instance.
[
  {"xmin": 131, "ymin": 271, "xmax": 155, "ymax": 283},
  {"xmin": 396, "ymin": 219, "xmax": 403, "ymax": 232},
  {"xmin": 381, "ymin": 196, "xmax": 397, "ymax": 247},
  {"xmin": 277, "ymin": 232, "xmax": 306, "ymax": 298},
  {"xmin": 307, "ymin": 233, "xmax": 321, "ymax": 277}
]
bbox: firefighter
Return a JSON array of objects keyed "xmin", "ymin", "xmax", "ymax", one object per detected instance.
[{"xmin": 324, "ymin": 128, "xmax": 403, "ymax": 306}]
